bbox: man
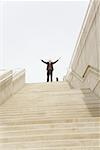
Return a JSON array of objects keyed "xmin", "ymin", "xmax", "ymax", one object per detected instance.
[{"xmin": 41, "ymin": 58, "xmax": 60, "ymax": 82}]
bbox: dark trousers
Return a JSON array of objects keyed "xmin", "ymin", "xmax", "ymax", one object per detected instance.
[{"xmin": 47, "ymin": 70, "xmax": 53, "ymax": 82}]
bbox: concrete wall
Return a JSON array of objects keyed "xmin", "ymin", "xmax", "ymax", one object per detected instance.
[
  {"xmin": 0, "ymin": 69, "xmax": 25, "ymax": 105},
  {"xmin": 64, "ymin": 0, "xmax": 100, "ymax": 97}
]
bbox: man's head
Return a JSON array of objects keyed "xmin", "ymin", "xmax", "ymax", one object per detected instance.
[{"xmin": 49, "ymin": 60, "xmax": 52, "ymax": 63}]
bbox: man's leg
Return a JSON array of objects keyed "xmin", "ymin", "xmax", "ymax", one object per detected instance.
[
  {"xmin": 47, "ymin": 71, "xmax": 49, "ymax": 82},
  {"xmin": 51, "ymin": 71, "xmax": 53, "ymax": 82}
]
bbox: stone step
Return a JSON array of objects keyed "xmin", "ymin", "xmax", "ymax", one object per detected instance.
[
  {"xmin": 2, "ymin": 94, "xmax": 99, "ymax": 104},
  {"xmin": 0, "ymin": 146, "xmax": 100, "ymax": 150},
  {"xmin": 22, "ymin": 83, "xmax": 86, "ymax": 90},
  {"xmin": 11, "ymin": 92, "xmax": 95, "ymax": 99},
  {"xmin": 0, "ymin": 125, "xmax": 99, "ymax": 132},
  {"xmin": 18, "ymin": 88, "xmax": 91, "ymax": 94},
  {"xmin": 0, "ymin": 133, "xmax": 99, "ymax": 143},
  {"xmin": 0, "ymin": 110, "xmax": 99, "ymax": 119},
  {"xmin": 1, "ymin": 93, "xmax": 99, "ymax": 103},
  {"xmin": 0, "ymin": 114, "xmax": 99, "ymax": 124},
  {"xmin": 0, "ymin": 106, "xmax": 100, "ymax": 115},
  {"xmin": 0, "ymin": 99, "xmax": 99, "ymax": 106},
  {"xmin": 0, "ymin": 121, "xmax": 99, "ymax": 131},
  {"xmin": 0, "ymin": 140, "xmax": 99, "ymax": 149},
  {"xmin": 2, "ymin": 147, "xmax": 100, "ymax": 150},
  {"xmin": 0, "ymin": 126, "xmax": 99, "ymax": 138},
  {"xmin": 0, "ymin": 115, "xmax": 99, "ymax": 125},
  {"xmin": 1, "ymin": 105, "xmax": 99, "ymax": 114},
  {"xmin": 1, "ymin": 100, "xmax": 100, "ymax": 113},
  {"xmin": 0, "ymin": 104, "xmax": 100, "ymax": 113},
  {"xmin": 23, "ymin": 82, "xmax": 72, "ymax": 87},
  {"xmin": 0, "ymin": 106, "xmax": 99, "ymax": 115},
  {"xmin": 10, "ymin": 84, "xmax": 91, "ymax": 92},
  {"xmin": 20, "ymin": 89, "xmax": 91, "ymax": 95},
  {"xmin": 0, "ymin": 113, "xmax": 100, "ymax": 124},
  {"xmin": 20, "ymin": 85, "xmax": 71, "ymax": 92},
  {"xmin": 0, "ymin": 119, "xmax": 98, "ymax": 126},
  {"xmin": 0, "ymin": 117, "xmax": 100, "ymax": 126},
  {"xmin": 0, "ymin": 103, "xmax": 100, "ymax": 112}
]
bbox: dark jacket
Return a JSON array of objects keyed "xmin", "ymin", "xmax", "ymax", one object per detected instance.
[{"xmin": 41, "ymin": 60, "xmax": 59, "ymax": 71}]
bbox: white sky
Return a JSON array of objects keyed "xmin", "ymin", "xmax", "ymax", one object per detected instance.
[{"xmin": 0, "ymin": 0, "xmax": 90, "ymax": 83}]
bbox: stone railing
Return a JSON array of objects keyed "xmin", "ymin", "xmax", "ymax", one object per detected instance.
[
  {"xmin": 12, "ymin": 69, "xmax": 25, "ymax": 94},
  {"xmin": 0, "ymin": 70, "xmax": 13, "ymax": 104},
  {"xmin": 0, "ymin": 69, "xmax": 25, "ymax": 105},
  {"xmin": 67, "ymin": 66, "xmax": 100, "ymax": 96},
  {"xmin": 64, "ymin": 0, "xmax": 100, "ymax": 97}
]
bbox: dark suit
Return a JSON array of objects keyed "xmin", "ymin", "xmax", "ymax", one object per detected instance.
[{"xmin": 41, "ymin": 59, "xmax": 59, "ymax": 82}]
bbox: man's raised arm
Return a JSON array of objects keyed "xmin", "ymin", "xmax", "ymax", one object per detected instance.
[
  {"xmin": 41, "ymin": 60, "xmax": 48, "ymax": 64},
  {"xmin": 53, "ymin": 57, "xmax": 61, "ymax": 64}
]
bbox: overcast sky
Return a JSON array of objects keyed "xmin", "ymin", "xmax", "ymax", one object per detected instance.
[{"xmin": 0, "ymin": 0, "xmax": 90, "ymax": 83}]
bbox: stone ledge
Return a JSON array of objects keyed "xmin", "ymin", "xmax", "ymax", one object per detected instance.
[
  {"xmin": 0, "ymin": 69, "xmax": 25, "ymax": 105},
  {"xmin": 65, "ymin": 69, "xmax": 100, "ymax": 97},
  {"xmin": 0, "ymin": 70, "xmax": 12, "ymax": 80},
  {"xmin": 12, "ymin": 69, "xmax": 25, "ymax": 94},
  {"xmin": 0, "ymin": 70, "xmax": 13, "ymax": 105}
]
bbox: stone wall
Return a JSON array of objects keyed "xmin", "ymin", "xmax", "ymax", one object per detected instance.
[
  {"xmin": 64, "ymin": 0, "xmax": 100, "ymax": 97},
  {"xmin": 0, "ymin": 69, "xmax": 25, "ymax": 105}
]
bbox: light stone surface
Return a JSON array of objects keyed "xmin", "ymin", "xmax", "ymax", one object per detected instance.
[
  {"xmin": 0, "ymin": 0, "xmax": 99, "ymax": 148},
  {"xmin": 0, "ymin": 82, "xmax": 99, "ymax": 149},
  {"xmin": 65, "ymin": 0, "xmax": 100, "ymax": 97}
]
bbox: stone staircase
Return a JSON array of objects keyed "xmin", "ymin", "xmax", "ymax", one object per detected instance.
[{"xmin": 0, "ymin": 82, "xmax": 100, "ymax": 150}]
